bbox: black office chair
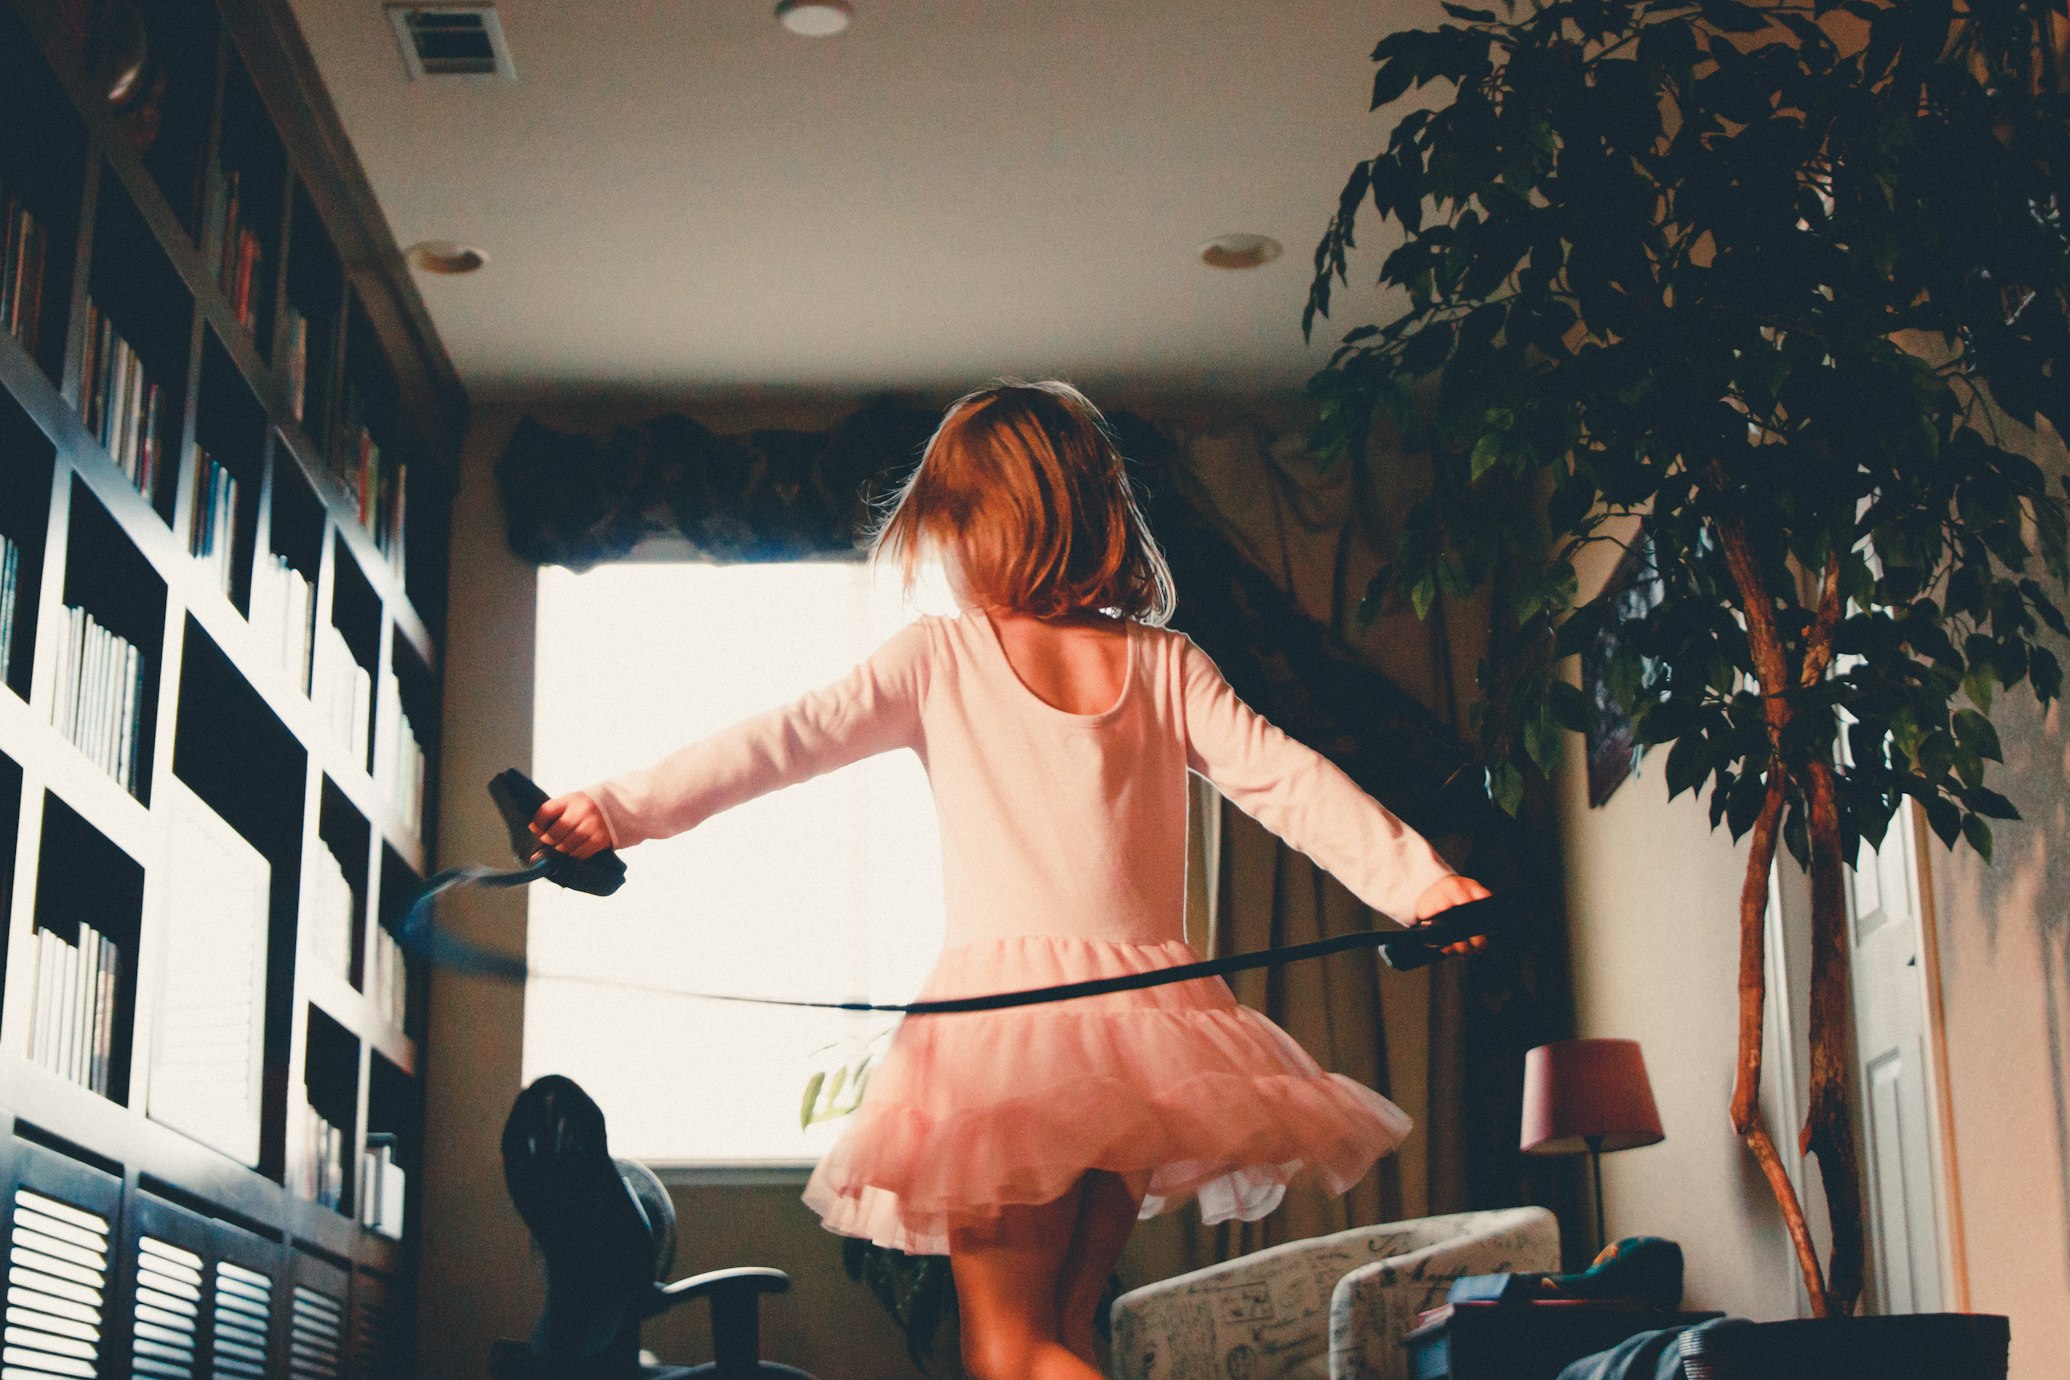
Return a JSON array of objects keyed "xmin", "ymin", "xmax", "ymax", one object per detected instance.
[{"xmin": 489, "ymin": 1075, "xmax": 818, "ymax": 1380}]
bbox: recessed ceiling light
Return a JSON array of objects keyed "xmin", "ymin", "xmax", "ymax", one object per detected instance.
[
  {"xmin": 406, "ymin": 240, "xmax": 490, "ymax": 275},
  {"xmin": 1198, "ymin": 233, "xmax": 1283, "ymax": 269},
  {"xmin": 776, "ymin": 0, "xmax": 852, "ymax": 36}
]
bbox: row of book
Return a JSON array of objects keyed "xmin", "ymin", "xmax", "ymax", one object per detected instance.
[
  {"xmin": 249, "ymin": 552, "xmax": 316, "ymax": 694},
  {"xmin": 357, "ymin": 1136, "xmax": 406, "ymax": 1239},
  {"xmin": 309, "ymin": 843, "xmax": 358, "ymax": 986},
  {"xmin": 26, "ymin": 922, "xmax": 122, "ymax": 1097},
  {"xmin": 0, "ymin": 533, "xmax": 19, "ymax": 685},
  {"xmin": 335, "ymin": 384, "xmax": 406, "ymax": 582},
  {"xmin": 368, "ymin": 923, "xmax": 408, "ymax": 1034},
  {"xmin": 2, "ymin": 176, "xmax": 48, "ymax": 358},
  {"xmin": 381, "ymin": 670, "xmax": 426, "ymax": 837},
  {"xmin": 82, "ymin": 300, "xmax": 168, "ymax": 502},
  {"xmin": 190, "ymin": 450, "xmax": 240, "ymax": 599},
  {"xmin": 210, "ymin": 166, "xmax": 266, "ymax": 339},
  {"xmin": 292, "ymin": 1104, "xmax": 350, "ymax": 1212},
  {"xmin": 315, "ymin": 621, "xmax": 372, "ymax": 765},
  {"xmin": 50, "ymin": 603, "xmax": 148, "ymax": 795}
]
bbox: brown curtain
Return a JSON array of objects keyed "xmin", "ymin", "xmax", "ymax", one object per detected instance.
[{"xmin": 1120, "ymin": 413, "xmax": 1489, "ymax": 1284}]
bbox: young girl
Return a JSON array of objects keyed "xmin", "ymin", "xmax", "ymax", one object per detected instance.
[{"xmin": 528, "ymin": 381, "xmax": 1489, "ymax": 1380}]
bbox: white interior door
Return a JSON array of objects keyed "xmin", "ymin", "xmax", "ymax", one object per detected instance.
[{"xmin": 1845, "ymin": 800, "xmax": 1950, "ymax": 1314}]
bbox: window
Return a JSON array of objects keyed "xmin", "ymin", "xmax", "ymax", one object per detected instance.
[{"xmin": 527, "ymin": 557, "xmax": 954, "ymax": 1165}]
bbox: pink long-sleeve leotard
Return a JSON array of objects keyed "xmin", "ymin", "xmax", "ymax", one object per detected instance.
[{"xmin": 583, "ymin": 606, "xmax": 1458, "ymax": 1253}]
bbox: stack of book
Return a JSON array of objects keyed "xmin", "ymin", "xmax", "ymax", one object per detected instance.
[
  {"xmin": 0, "ymin": 532, "xmax": 19, "ymax": 684},
  {"xmin": 281, "ymin": 303, "xmax": 309, "ymax": 422},
  {"xmin": 189, "ymin": 450, "xmax": 239, "ymax": 598},
  {"xmin": 381, "ymin": 670, "xmax": 426, "ymax": 837},
  {"xmin": 1, "ymin": 173, "xmax": 46, "ymax": 356},
  {"xmin": 248, "ymin": 552, "xmax": 314, "ymax": 693},
  {"xmin": 368, "ymin": 924, "xmax": 407, "ymax": 1033},
  {"xmin": 294, "ymin": 1105, "xmax": 348, "ymax": 1211},
  {"xmin": 335, "ymin": 385, "xmax": 406, "ymax": 582},
  {"xmin": 309, "ymin": 844, "xmax": 357, "ymax": 984},
  {"xmin": 357, "ymin": 1134, "xmax": 406, "ymax": 1239},
  {"xmin": 314, "ymin": 622, "xmax": 371, "ymax": 764},
  {"xmin": 210, "ymin": 167, "xmax": 264, "ymax": 338},
  {"xmin": 50, "ymin": 604, "xmax": 147, "ymax": 794},
  {"xmin": 27, "ymin": 923, "xmax": 121, "ymax": 1096},
  {"xmin": 81, "ymin": 302, "xmax": 166, "ymax": 501}
]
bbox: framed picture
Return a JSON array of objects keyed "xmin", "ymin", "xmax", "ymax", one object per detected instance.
[{"xmin": 1583, "ymin": 527, "xmax": 1665, "ymax": 808}]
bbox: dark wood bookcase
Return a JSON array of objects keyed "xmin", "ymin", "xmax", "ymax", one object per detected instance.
[{"xmin": 0, "ymin": 0, "xmax": 462, "ymax": 1373}]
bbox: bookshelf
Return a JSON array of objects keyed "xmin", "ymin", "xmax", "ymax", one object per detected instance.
[{"xmin": 0, "ymin": 0, "xmax": 460, "ymax": 1374}]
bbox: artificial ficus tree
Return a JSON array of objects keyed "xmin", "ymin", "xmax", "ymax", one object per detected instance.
[{"xmin": 1304, "ymin": 0, "xmax": 2070, "ymax": 1316}]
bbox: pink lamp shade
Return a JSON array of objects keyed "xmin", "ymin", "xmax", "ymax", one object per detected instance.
[{"xmin": 1520, "ymin": 1038, "xmax": 1665, "ymax": 1155}]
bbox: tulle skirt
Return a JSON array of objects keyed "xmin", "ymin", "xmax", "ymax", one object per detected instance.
[{"xmin": 800, "ymin": 933, "xmax": 1414, "ymax": 1256}]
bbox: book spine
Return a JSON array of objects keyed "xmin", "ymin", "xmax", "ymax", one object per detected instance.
[{"xmin": 76, "ymin": 921, "xmax": 99, "ymax": 1090}]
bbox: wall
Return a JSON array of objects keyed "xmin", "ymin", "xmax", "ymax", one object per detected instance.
[{"xmin": 1920, "ymin": 409, "xmax": 2070, "ymax": 1379}]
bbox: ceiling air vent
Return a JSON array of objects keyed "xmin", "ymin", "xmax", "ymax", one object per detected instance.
[{"xmin": 386, "ymin": 4, "xmax": 516, "ymax": 80}]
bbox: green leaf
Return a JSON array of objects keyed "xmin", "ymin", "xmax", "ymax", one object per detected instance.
[
  {"xmin": 1470, "ymin": 432, "xmax": 1504, "ymax": 481},
  {"xmin": 1924, "ymin": 797, "xmax": 1961, "ymax": 848},
  {"xmin": 1960, "ymin": 813, "xmax": 1994, "ymax": 865},
  {"xmin": 1963, "ymin": 660, "xmax": 1995, "ymax": 714},
  {"xmin": 1952, "ymin": 708, "xmax": 2002, "ymax": 763},
  {"xmin": 1664, "ymin": 733, "xmax": 1711, "ymax": 801},
  {"xmin": 800, "ymin": 1071, "xmax": 826, "ymax": 1130},
  {"xmin": 2032, "ymin": 646, "xmax": 2062, "ymax": 704},
  {"xmin": 1410, "ymin": 574, "xmax": 1439, "ymax": 620},
  {"xmin": 1966, "ymin": 786, "xmax": 2020, "ymax": 821},
  {"xmin": 1439, "ymin": 2, "xmax": 1496, "ymax": 20},
  {"xmin": 1486, "ymin": 760, "xmax": 1525, "ymax": 817}
]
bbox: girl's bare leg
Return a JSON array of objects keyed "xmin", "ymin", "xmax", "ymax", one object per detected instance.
[
  {"xmin": 950, "ymin": 1178, "xmax": 1106, "ymax": 1380},
  {"xmin": 1052, "ymin": 1169, "xmax": 1147, "ymax": 1367}
]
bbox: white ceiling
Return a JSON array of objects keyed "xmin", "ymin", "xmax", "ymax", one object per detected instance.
[{"xmin": 287, "ymin": 0, "xmax": 1429, "ymax": 404}]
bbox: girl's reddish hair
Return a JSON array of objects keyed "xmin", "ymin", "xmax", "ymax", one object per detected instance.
[{"xmin": 869, "ymin": 380, "xmax": 1177, "ymax": 624}]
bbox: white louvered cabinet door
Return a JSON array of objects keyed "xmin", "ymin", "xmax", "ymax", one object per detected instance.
[{"xmin": 1, "ymin": 1143, "xmax": 122, "ymax": 1380}]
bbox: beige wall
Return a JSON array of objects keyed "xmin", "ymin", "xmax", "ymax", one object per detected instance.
[{"xmin": 1920, "ymin": 413, "xmax": 2070, "ymax": 1378}]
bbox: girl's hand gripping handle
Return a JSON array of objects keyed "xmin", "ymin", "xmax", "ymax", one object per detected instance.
[
  {"xmin": 1413, "ymin": 873, "xmax": 1493, "ymax": 956},
  {"xmin": 530, "ymin": 791, "xmax": 616, "ymax": 861}
]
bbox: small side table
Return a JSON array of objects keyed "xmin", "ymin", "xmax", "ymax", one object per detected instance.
[{"xmin": 1402, "ymin": 1301, "xmax": 1725, "ymax": 1380}]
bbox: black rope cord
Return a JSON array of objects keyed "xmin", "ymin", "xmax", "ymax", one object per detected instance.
[{"xmin": 399, "ymin": 862, "xmax": 1518, "ymax": 1016}]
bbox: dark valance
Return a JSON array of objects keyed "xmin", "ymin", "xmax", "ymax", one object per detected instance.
[{"xmin": 494, "ymin": 398, "xmax": 1490, "ymax": 843}]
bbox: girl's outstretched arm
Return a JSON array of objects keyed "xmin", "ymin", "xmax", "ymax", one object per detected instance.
[
  {"xmin": 1176, "ymin": 633, "xmax": 1470, "ymax": 927},
  {"xmin": 534, "ymin": 617, "xmax": 932, "ymax": 855}
]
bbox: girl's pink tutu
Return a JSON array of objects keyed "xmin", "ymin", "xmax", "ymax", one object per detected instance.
[{"xmin": 801, "ymin": 933, "xmax": 1413, "ymax": 1256}]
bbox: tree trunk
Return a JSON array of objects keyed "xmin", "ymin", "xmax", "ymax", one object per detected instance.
[
  {"xmin": 1712, "ymin": 513, "xmax": 1863, "ymax": 1315},
  {"xmin": 1801, "ymin": 754, "xmax": 1867, "ymax": 1315},
  {"xmin": 1729, "ymin": 772, "xmax": 1830, "ymax": 1314}
]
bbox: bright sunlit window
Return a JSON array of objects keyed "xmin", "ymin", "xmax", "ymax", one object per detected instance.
[{"xmin": 528, "ymin": 556, "xmax": 956, "ymax": 1165}]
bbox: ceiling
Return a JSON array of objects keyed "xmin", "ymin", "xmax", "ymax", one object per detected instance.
[{"xmin": 286, "ymin": 0, "xmax": 1428, "ymax": 405}]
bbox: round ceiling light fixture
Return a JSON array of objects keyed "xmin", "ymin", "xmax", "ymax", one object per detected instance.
[
  {"xmin": 776, "ymin": 0, "xmax": 853, "ymax": 36},
  {"xmin": 405, "ymin": 240, "xmax": 490, "ymax": 275},
  {"xmin": 1198, "ymin": 233, "xmax": 1283, "ymax": 269}
]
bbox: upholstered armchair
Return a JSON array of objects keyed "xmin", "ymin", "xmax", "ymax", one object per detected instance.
[{"xmin": 1108, "ymin": 1206, "xmax": 1559, "ymax": 1380}]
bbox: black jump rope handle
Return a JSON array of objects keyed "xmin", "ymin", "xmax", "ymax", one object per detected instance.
[
  {"xmin": 488, "ymin": 768, "xmax": 1503, "ymax": 971},
  {"xmin": 488, "ymin": 769, "xmax": 629, "ymax": 897}
]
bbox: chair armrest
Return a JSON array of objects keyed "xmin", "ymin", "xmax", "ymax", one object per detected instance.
[
  {"xmin": 1327, "ymin": 1207, "xmax": 1560, "ymax": 1380},
  {"xmin": 649, "ymin": 1266, "xmax": 792, "ymax": 1317}
]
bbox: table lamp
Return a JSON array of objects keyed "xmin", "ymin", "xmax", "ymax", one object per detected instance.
[{"xmin": 1520, "ymin": 1038, "xmax": 1665, "ymax": 1254}]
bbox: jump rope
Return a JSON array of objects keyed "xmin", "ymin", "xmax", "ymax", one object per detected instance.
[{"xmin": 396, "ymin": 770, "xmax": 1522, "ymax": 1014}]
